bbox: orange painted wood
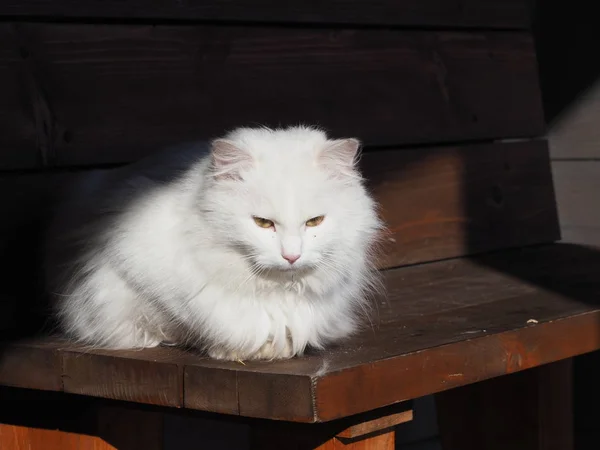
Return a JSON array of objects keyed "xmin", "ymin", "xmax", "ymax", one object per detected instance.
[
  {"xmin": 0, "ymin": 424, "xmax": 115, "ymax": 450},
  {"xmin": 336, "ymin": 411, "xmax": 412, "ymax": 439},
  {"xmin": 317, "ymin": 431, "xmax": 394, "ymax": 450}
]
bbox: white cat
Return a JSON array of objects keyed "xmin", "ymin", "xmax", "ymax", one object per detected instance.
[{"xmin": 44, "ymin": 126, "xmax": 383, "ymax": 361}]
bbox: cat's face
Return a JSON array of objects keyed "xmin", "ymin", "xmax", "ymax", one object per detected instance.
[
  {"xmin": 203, "ymin": 127, "xmax": 380, "ymax": 276},
  {"xmin": 234, "ymin": 175, "xmax": 345, "ymax": 271}
]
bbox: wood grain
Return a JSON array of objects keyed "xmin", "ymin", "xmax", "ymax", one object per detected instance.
[
  {"xmin": 0, "ymin": 0, "xmax": 532, "ymax": 29},
  {"xmin": 363, "ymin": 140, "xmax": 559, "ymax": 267},
  {"xmin": 182, "ymin": 366, "xmax": 239, "ymax": 415},
  {"xmin": 436, "ymin": 359, "xmax": 573, "ymax": 450},
  {"xmin": 1, "ymin": 243, "xmax": 600, "ymax": 422},
  {"xmin": 0, "ymin": 339, "xmax": 63, "ymax": 391},
  {"xmin": 62, "ymin": 346, "xmax": 183, "ymax": 407},
  {"xmin": 0, "ymin": 23, "xmax": 544, "ymax": 168}
]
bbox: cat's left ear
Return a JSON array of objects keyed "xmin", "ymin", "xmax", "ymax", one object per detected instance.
[
  {"xmin": 318, "ymin": 138, "xmax": 361, "ymax": 177},
  {"xmin": 210, "ymin": 139, "xmax": 253, "ymax": 180}
]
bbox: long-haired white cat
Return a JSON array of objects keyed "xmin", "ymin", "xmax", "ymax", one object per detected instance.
[{"xmin": 45, "ymin": 126, "xmax": 382, "ymax": 361}]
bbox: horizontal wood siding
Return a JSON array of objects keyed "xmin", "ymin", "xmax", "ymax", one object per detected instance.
[{"xmin": 0, "ymin": 23, "xmax": 543, "ymax": 168}]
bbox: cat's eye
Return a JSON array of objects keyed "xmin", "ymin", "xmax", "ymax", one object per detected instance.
[
  {"xmin": 305, "ymin": 215, "xmax": 325, "ymax": 227},
  {"xmin": 253, "ymin": 216, "xmax": 275, "ymax": 229}
]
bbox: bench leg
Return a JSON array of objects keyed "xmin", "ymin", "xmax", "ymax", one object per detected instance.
[
  {"xmin": 435, "ymin": 359, "xmax": 573, "ymax": 450},
  {"xmin": 250, "ymin": 403, "xmax": 412, "ymax": 450}
]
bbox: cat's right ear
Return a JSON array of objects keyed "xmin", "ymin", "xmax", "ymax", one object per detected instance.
[
  {"xmin": 318, "ymin": 138, "xmax": 362, "ymax": 180},
  {"xmin": 210, "ymin": 139, "xmax": 253, "ymax": 180}
]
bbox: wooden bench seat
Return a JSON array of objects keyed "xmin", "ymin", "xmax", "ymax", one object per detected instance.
[{"xmin": 1, "ymin": 243, "xmax": 596, "ymax": 426}]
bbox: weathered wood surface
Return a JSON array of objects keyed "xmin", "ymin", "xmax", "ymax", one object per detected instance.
[
  {"xmin": 0, "ymin": 0, "xmax": 532, "ymax": 29},
  {"xmin": 0, "ymin": 23, "xmax": 543, "ymax": 168},
  {"xmin": 1, "ymin": 243, "xmax": 599, "ymax": 422},
  {"xmin": 436, "ymin": 359, "xmax": 573, "ymax": 450}
]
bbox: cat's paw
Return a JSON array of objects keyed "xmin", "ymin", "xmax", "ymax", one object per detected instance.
[
  {"xmin": 115, "ymin": 328, "xmax": 162, "ymax": 349},
  {"xmin": 208, "ymin": 336, "xmax": 295, "ymax": 362},
  {"xmin": 252, "ymin": 337, "xmax": 295, "ymax": 361}
]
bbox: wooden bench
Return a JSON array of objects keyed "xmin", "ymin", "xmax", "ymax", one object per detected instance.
[{"xmin": 0, "ymin": 1, "xmax": 593, "ymax": 449}]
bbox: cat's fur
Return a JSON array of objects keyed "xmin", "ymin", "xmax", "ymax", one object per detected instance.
[{"xmin": 45, "ymin": 126, "xmax": 383, "ymax": 361}]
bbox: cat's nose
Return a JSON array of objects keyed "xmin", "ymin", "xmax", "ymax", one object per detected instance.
[{"xmin": 282, "ymin": 253, "xmax": 301, "ymax": 264}]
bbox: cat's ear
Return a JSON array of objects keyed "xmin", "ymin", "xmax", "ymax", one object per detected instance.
[
  {"xmin": 318, "ymin": 138, "xmax": 361, "ymax": 178},
  {"xmin": 210, "ymin": 139, "xmax": 253, "ymax": 180}
]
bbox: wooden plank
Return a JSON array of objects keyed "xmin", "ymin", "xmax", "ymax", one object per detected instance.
[
  {"xmin": 336, "ymin": 409, "xmax": 413, "ymax": 439},
  {"xmin": 0, "ymin": 24, "xmax": 543, "ymax": 168},
  {"xmin": 61, "ymin": 346, "xmax": 185, "ymax": 407},
  {"xmin": 363, "ymin": 140, "xmax": 559, "ymax": 267},
  {"xmin": 0, "ymin": 338, "xmax": 64, "ymax": 391},
  {"xmin": 183, "ymin": 366, "xmax": 239, "ymax": 415},
  {"xmin": 436, "ymin": 359, "xmax": 573, "ymax": 450},
  {"xmin": 551, "ymin": 161, "xmax": 600, "ymax": 246},
  {"xmin": 0, "ymin": 0, "xmax": 531, "ymax": 29},
  {"xmin": 0, "ymin": 25, "xmax": 38, "ymax": 169},
  {"xmin": 237, "ymin": 372, "xmax": 316, "ymax": 421}
]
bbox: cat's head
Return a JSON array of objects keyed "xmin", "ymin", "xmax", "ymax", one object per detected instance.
[{"xmin": 201, "ymin": 126, "xmax": 381, "ymax": 281}]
